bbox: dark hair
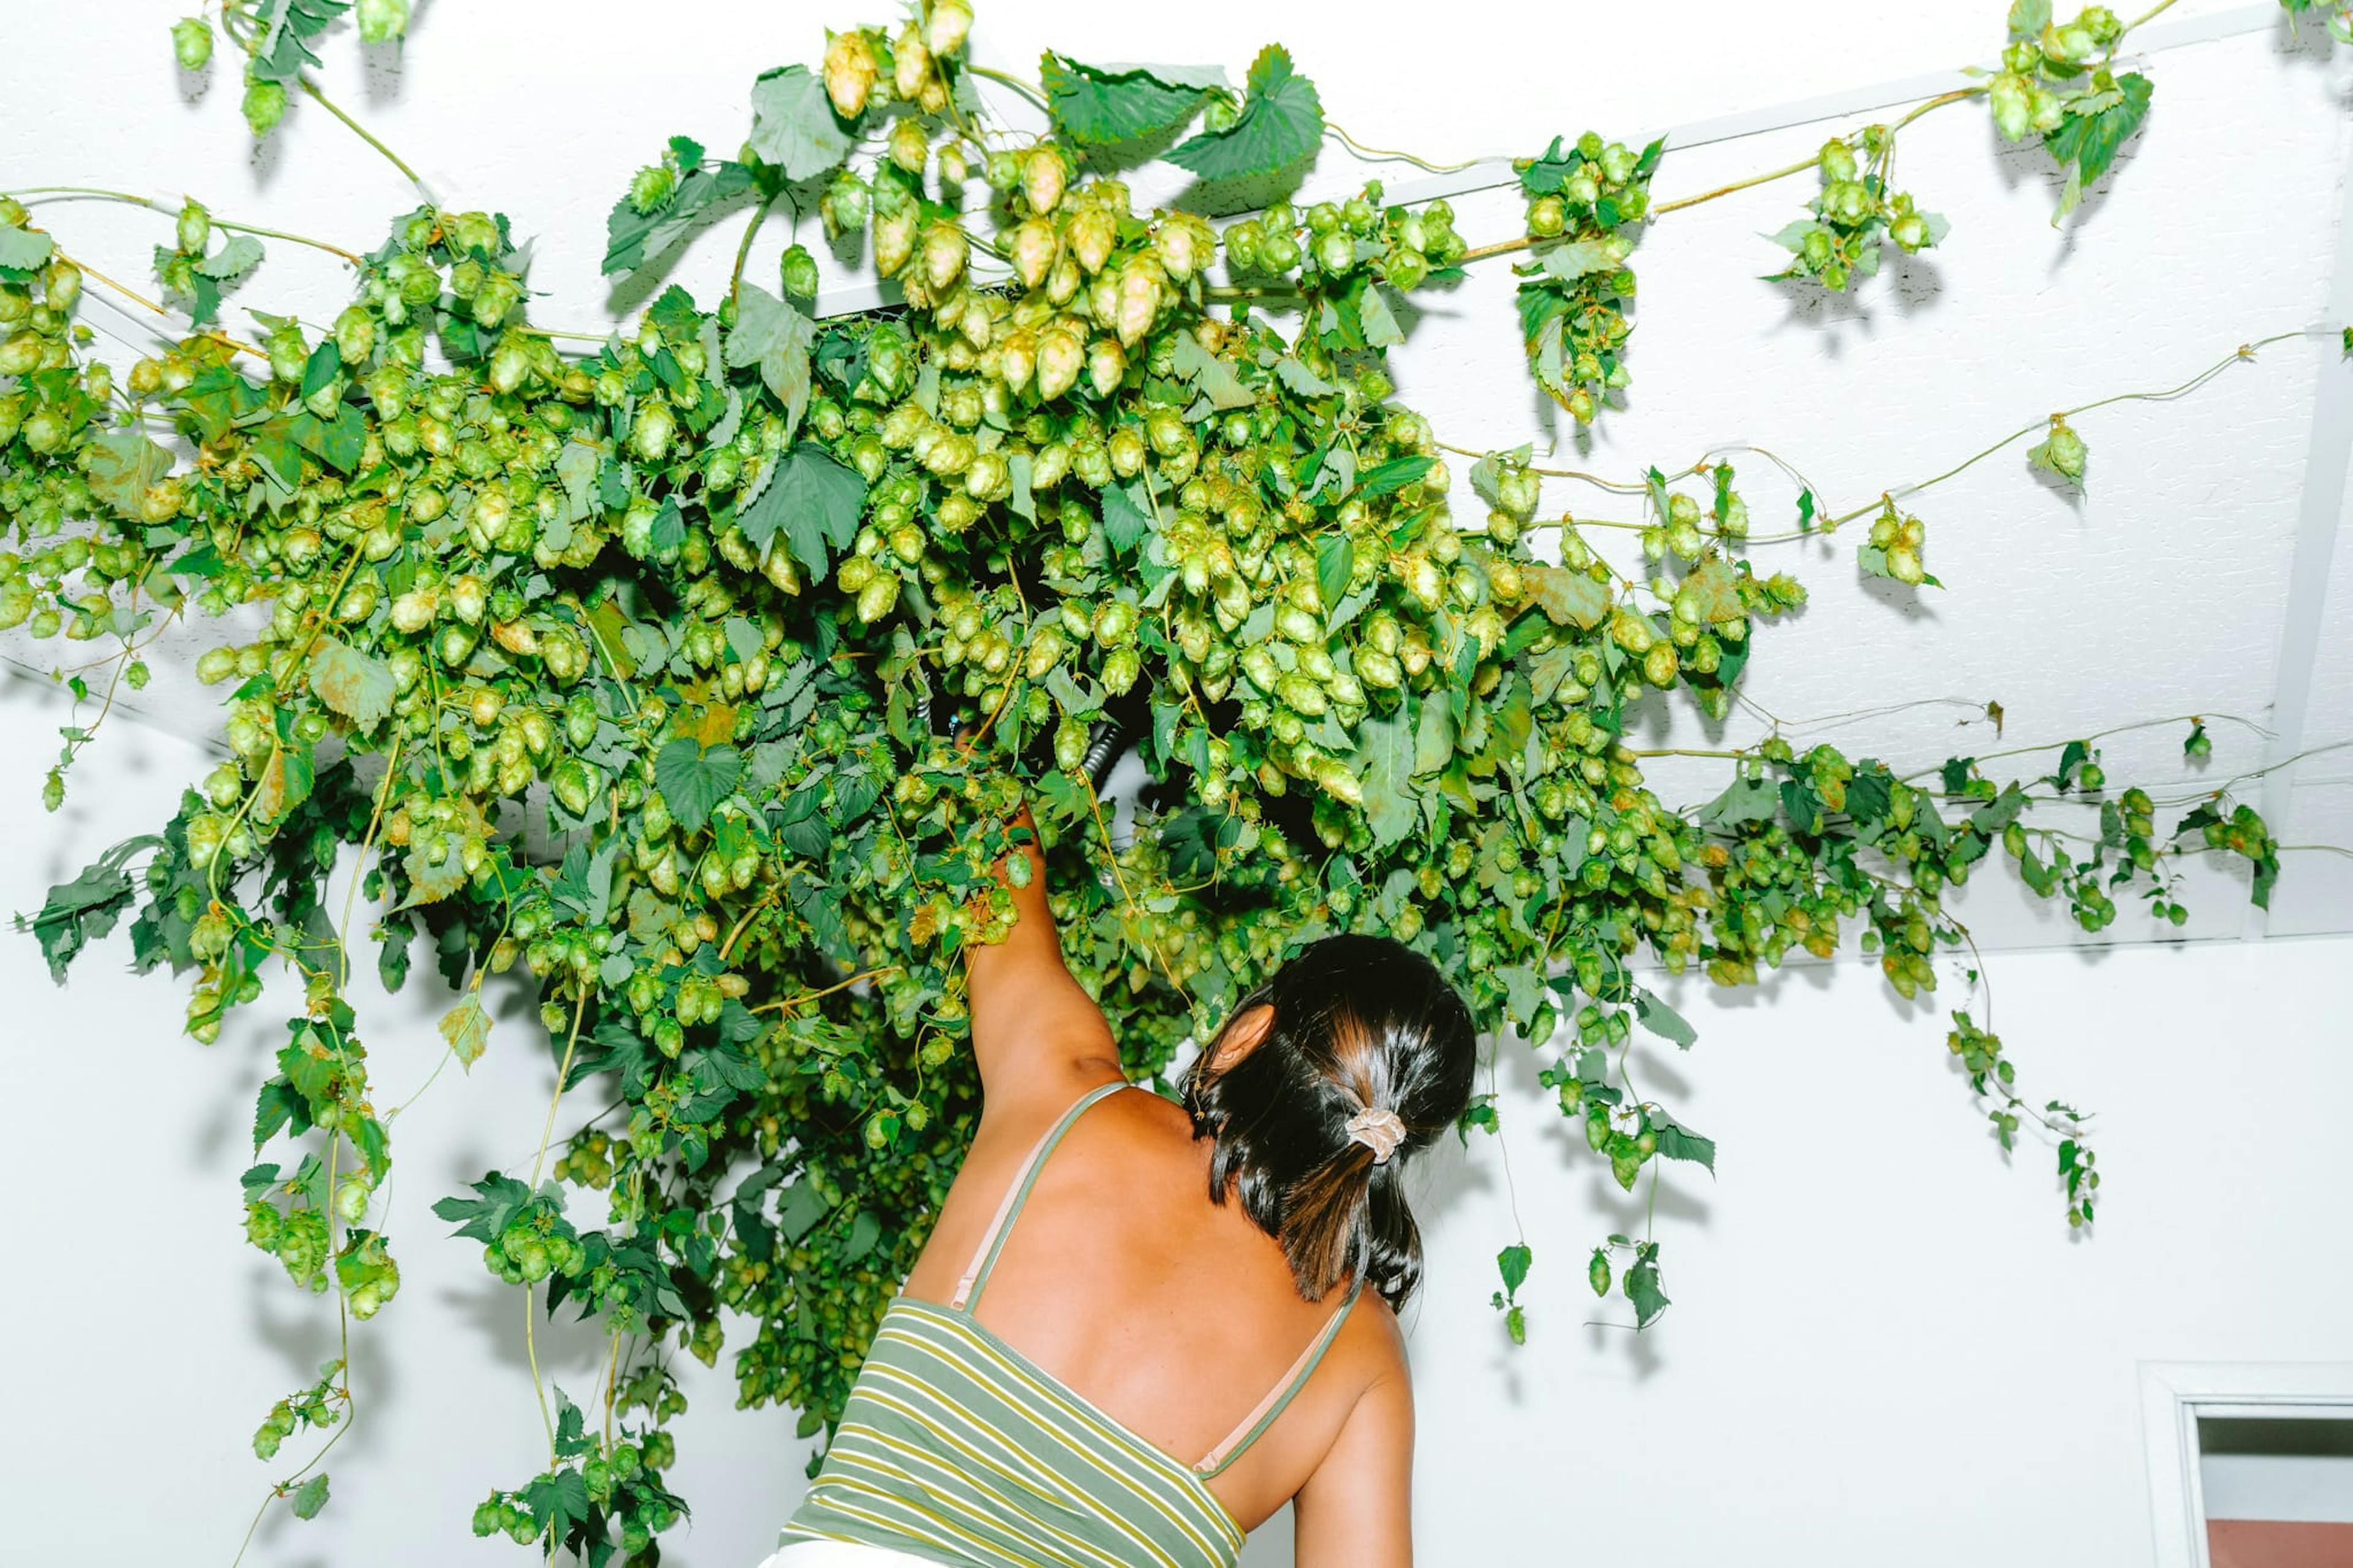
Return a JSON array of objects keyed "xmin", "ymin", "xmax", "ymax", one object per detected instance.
[{"xmin": 1181, "ymin": 933, "xmax": 1477, "ymax": 1313}]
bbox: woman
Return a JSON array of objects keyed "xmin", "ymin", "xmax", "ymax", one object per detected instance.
[{"xmin": 762, "ymin": 798, "xmax": 1477, "ymax": 1567}]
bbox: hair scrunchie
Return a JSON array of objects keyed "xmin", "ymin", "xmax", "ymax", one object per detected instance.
[{"xmin": 1344, "ymin": 1106, "xmax": 1406, "ymax": 1164}]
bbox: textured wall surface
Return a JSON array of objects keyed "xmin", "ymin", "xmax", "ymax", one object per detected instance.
[{"xmin": 4, "ymin": 2, "xmax": 2351, "ymax": 1564}]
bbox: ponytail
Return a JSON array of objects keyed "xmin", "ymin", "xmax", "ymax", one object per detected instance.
[{"xmin": 1181, "ymin": 934, "xmax": 1476, "ymax": 1312}]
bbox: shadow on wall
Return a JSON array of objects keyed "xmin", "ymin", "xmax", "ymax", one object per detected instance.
[
  {"xmin": 1396, "ymin": 1013, "xmax": 1717, "ymax": 1401},
  {"xmin": 0, "ymin": 665, "xmax": 189, "ymax": 888}
]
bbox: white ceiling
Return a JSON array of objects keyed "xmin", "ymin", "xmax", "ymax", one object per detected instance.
[{"xmin": 5, "ymin": 0, "xmax": 2348, "ymax": 948}]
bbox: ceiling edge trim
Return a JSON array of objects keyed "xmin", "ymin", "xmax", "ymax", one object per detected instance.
[{"xmin": 2246, "ymin": 132, "xmax": 2353, "ymax": 939}]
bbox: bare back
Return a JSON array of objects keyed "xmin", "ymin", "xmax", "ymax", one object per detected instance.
[{"xmin": 928, "ymin": 804, "xmax": 1416, "ymax": 1563}]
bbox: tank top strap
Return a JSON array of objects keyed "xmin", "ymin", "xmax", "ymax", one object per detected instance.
[
  {"xmin": 1191, "ymin": 1274, "xmax": 1365, "ymax": 1479},
  {"xmin": 950, "ymin": 1078, "xmax": 1134, "ymax": 1313}
]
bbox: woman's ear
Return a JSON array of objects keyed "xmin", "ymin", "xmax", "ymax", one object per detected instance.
[{"xmin": 1207, "ymin": 1003, "xmax": 1275, "ymax": 1072}]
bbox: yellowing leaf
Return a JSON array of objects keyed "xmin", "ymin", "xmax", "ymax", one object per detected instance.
[
  {"xmin": 692, "ymin": 702, "xmax": 740, "ymax": 748},
  {"xmin": 438, "ymin": 993, "xmax": 491, "ymax": 1071},
  {"xmin": 308, "ymin": 638, "xmax": 397, "ymax": 731},
  {"xmin": 252, "ymin": 743, "xmax": 314, "ymax": 824},
  {"xmin": 401, "ymin": 839, "xmax": 470, "ymax": 905},
  {"xmin": 1679, "ymin": 558, "xmax": 1745, "ymax": 623},
  {"xmin": 82, "ymin": 432, "xmax": 174, "ymax": 521},
  {"xmin": 1523, "ymin": 563, "xmax": 1612, "ymax": 630}
]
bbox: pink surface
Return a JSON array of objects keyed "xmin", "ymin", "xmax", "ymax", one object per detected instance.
[{"xmin": 2207, "ymin": 1519, "xmax": 2353, "ymax": 1568}]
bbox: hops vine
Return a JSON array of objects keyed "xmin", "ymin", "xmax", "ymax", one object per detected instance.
[{"xmin": 2, "ymin": 0, "xmax": 2335, "ymax": 1559}]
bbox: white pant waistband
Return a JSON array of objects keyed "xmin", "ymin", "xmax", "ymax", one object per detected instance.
[{"xmin": 759, "ymin": 1540, "xmax": 949, "ymax": 1568}]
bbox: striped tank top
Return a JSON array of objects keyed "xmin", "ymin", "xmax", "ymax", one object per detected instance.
[{"xmin": 778, "ymin": 1079, "xmax": 1364, "ymax": 1568}]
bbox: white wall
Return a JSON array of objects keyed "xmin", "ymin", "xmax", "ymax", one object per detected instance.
[
  {"xmin": 6, "ymin": 2, "xmax": 2352, "ymax": 1564},
  {"xmin": 4, "ymin": 670, "xmax": 2351, "ymax": 1567}
]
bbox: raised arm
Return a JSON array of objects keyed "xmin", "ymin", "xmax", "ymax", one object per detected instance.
[{"xmin": 963, "ymin": 799, "xmax": 1124, "ymax": 1119}]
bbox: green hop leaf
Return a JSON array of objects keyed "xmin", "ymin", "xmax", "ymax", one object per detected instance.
[
  {"xmin": 725, "ymin": 282, "xmax": 816, "ymax": 436},
  {"xmin": 1167, "ymin": 44, "xmax": 1322, "ymax": 182},
  {"xmin": 249, "ymin": 0, "xmax": 348, "ymax": 85},
  {"xmin": 1699, "ymin": 775, "xmax": 1779, "ymax": 829},
  {"xmin": 739, "ymin": 444, "xmax": 865, "ymax": 578},
  {"xmin": 1632, "ymin": 987, "xmax": 1697, "ymax": 1049},
  {"xmin": 0, "ymin": 223, "xmax": 56, "ymax": 275},
  {"xmin": 1272, "ymin": 355, "xmax": 1339, "ymax": 396},
  {"xmin": 1040, "ymin": 55, "xmax": 1220, "ymax": 145},
  {"xmin": 1097, "ymin": 480, "xmax": 1154, "ymax": 555},
  {"xmin": 1496, "ymin": 1242, "xmax": 1531, "ymax": 1298},
  {"xmin": 653, "ymin": 738, "xmax": 745, "ymax": 835},
  {"xmin": 1354, "ymin": 455, "xmax": 1430, "ymax": 498},
  {"xmin": 193, "ymin": 234, "xmax": 265, "ymax": 281},
  {"xmin": 1625, "ymin": 1252, "xmax": 1670, "ymax": 1328},
  {"xmin": 21, "ymin": 839, "xmax": 152, "ymax": 981},
  {"xmin": 1355, "ymin": 282, "xmax": 1405, "ymax": 347},
  {"xmin": 2044, "ymin": 72, "xmax": 2153, "ymax": 222},
  {"xmin": 1650, "ymin": 1109, "xmax": 1717, "ymax": 1175},
  {"xmin": 1171, "ymin": 329, "xmax": 1253, "ymax": 410},
  {"xmin": 289, "ymin": 1472, "xmax": 330, "ymax": 1521},
  {"xmin": 1315, "ymin": 532, "xmax": 1354, "ymax": 612},
  {"xmin": 748, "ymin": 65, "xmax": 854, "ymax": 182},
  {"xmin": 1349, "ymin": 704, "xmax": 1419, "ymax": 849},
  {"xmin": 1534, "ymin": 237, "xmax": 1629, "ymax": 281}
]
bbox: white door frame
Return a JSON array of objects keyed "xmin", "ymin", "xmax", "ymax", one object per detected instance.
[{"xmin": 2139, "ymin": 1360, "xmax": 2353, "ymax": 1568}]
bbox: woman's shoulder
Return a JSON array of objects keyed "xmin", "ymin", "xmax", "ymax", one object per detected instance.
[
  {"xmin": 977, "ymin": 1065, "xmax": 1181, "ymax": 1149},
  {"xmin": 1331, "ymin": 1275, "xmax": 1409, "ymax": 1392}
]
